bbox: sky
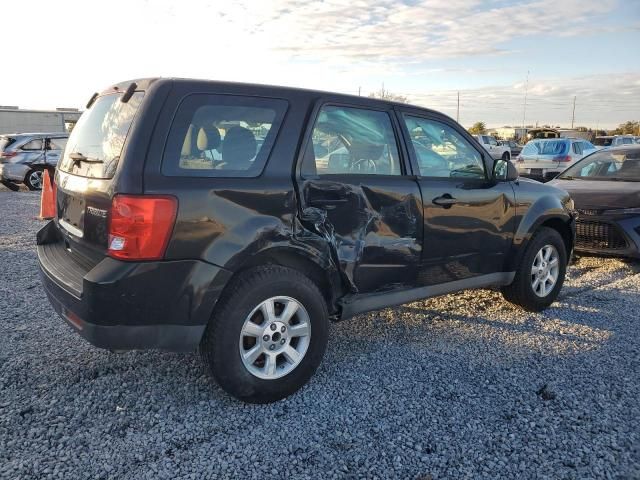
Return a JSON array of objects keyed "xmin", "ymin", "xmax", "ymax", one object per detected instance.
[{"xmin": 2, "ymin": 0, "xmax": 639, "ymax": 129}]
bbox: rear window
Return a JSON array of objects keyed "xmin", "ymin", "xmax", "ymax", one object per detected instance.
[
  {"xmin": 58, "ymin": 91, "xmax": 144, "ymax": 178},
  {"xmin": 0, "ymin": 136, "xmax": 16, "ymax": 151},
  {"xmin": 162, "ymin": 94, "xmax": 287, "ymax": 178},
  {"xmin": 523, "ymin": 140, "xmax": 568, "ymax": 156}
]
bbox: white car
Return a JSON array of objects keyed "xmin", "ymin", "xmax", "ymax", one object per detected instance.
[
  {"xmin": 516, "ymin": 138, "xmax": 596, "ymax": 181},
  {"xmin": 473, "ymin": 135, "xmax": 511, "ymax": 160}
]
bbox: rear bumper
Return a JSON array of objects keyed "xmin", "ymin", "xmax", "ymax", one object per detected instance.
[
  {"xmin": 37, "ymin": 221, "xmax": 232, "ymax": 351},
  {"xmin": 0, "ymin": 163, "xmax": 29, "ymax": 182}
]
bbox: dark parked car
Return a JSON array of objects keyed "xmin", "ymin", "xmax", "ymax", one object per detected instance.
[
  {"xmin": 0, "ymin": 133, "xmax": 68, "ymax": 190},
  {"xmin": 38, "ymin": 78, "xmax": 576, "ymax": 403},
  {"xmin": 549, "ymin": 145, "xmax": 640, "ymax": 258}
]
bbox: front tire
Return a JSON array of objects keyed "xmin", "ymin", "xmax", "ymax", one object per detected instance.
[
  {"xmin": 200, "ymin": 265, "xmax": 329, "ymax": 403},
  {"xmin": 501, "ymin": 227, "xmax": 567, "ymax": 312}
]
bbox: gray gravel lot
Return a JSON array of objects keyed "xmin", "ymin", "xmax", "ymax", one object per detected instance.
[{"xmin": 1, "ymin": 187, "xmax": 639, "ymax": 479}]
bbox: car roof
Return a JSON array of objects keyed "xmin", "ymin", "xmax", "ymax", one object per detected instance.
[{"xmin": 104, "ymin": 77, "xmax": 450, "ymax": 119}]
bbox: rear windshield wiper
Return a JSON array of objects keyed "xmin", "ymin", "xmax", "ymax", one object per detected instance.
[{"xmin": 69, "ymin": 152, "xmax": 103, "ymax": 164}]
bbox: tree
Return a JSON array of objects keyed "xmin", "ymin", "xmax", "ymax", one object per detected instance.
[
  {"xmin": 368, "ymin": 86, "xmax": 408, "ymax": 103},
  {"xmin": 468, "ymin": 122, "xmax": 487, "ymax": 135},
  {"xmin": 611, "ymin": 120, "xmax": 640, "ymax": 135}
]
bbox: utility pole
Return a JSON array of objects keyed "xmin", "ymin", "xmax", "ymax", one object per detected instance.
[
  {"xmin": 571, "ymin": 96, "xmax": 576, "ymax": 129},
  {"xmin": 522, "ymin": 70, "xmax": 529, "ymax": 132},
  {"xmin": 456, "ymin": 91, "xmax": 460, "ymax": 123},
  {"xmin": 358, "ymin": 86, "xmax": 361, "ymax": 96}
]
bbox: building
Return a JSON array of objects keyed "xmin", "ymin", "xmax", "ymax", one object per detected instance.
[
  {"xmin": 486, "ymin": 127, "xmax": 528, "ymax": 141},
  {"xmin": 0, "ymin": 107, "xmax": 81, "ymax": 135}
]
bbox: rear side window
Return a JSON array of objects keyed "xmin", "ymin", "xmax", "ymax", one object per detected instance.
[
  {"xmin": 22, "ymin": 139, "xmax": 43, "ymax": 151},
  {"xmin": 59, "ymin": 92, "xmax": 144, "ymax": 178},
  {"xmin": 162, "ymin": 94, "xmax": 287, "ymax": 178}
]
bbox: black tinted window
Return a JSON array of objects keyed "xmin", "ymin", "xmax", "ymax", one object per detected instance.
[{"xmin": 162, "ymin": 95, "xmax": 287, "ymax": 178}]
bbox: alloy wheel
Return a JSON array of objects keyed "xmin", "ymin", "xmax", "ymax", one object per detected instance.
[{"xmin": 239, "ymin": 296, "xmax": 311, "ymax": 380}]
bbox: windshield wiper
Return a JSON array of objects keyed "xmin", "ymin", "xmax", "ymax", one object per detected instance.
[{"xmin": 69, "ymin": 152, "xmax": 103, "ymax": 164}]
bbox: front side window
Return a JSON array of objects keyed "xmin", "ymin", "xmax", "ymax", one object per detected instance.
[
  {"xmin": 163, "ymin": 95, "xmax": 287, "ymax": 177},
  {"xmin": 301, "ymin": 105, "xmax": 401, "ymax": 176},
  {"xmin": 403, "ymin": 115, "xmax": 485, "ymax": 179},
  {"xmin": 21, "ymin": 138, "xmax": 43, "ymax": 151}
]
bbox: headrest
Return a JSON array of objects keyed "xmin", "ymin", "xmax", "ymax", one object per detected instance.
[{"xmin": 222, "ymin": 126, "xmax": 257, "ymax": 168}]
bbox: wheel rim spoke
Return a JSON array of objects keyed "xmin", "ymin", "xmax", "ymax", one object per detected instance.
[
  {"xmin": 260, "ymin": 299, "xmax": 276, "ymax": 323},
  {"xmin": 282, "ymin": 346, "xmax": 301, "ymax": 364},
  {"xmin": 242, "ymin": 345, "xmax": 262, "ymax": 364},
  {"xmin": 264, "ymin": 353, "xmax": 278, "ymax": 376},
  {"xmin": 279, "ymin": 300, "xmax": 299, "ymax": 324},
  {"xmin": 242, "ymin": 321, "xmax": 264, "ymax": 337},
  {"xmin": 288, "ymin": 322, "xmax": 310, "ymax": 338}
]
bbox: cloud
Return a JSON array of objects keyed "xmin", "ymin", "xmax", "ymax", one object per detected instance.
[{"xmin": 233, "ymin": 0, "xmax": 618, "ymax": 63}]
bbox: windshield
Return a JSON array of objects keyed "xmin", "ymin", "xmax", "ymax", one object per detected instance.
[
  {"xmin": 58, "ymin": 91, "xmax": 144, "ymax": 178},
  {"xmin": 522, "ymin": 140, "xmax": 568, "ymax": 156},
  {"xmin": 559, "ymin": 149, "xmax": 640, "ymax": 181},
  {"xmin": 0, "ymin": 136, "xmax": 16, "ymax": 152}
]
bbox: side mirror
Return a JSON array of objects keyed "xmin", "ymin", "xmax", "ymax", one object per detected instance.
[{"xmin": 493, "ymin": 158, "xmax": 518, "ymax": 182}]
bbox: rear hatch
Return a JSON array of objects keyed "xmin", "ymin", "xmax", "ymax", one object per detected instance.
[
  {"xmin": 519, "ymin": 140, "xmax": 570, "ymax": 169},
  {"xmin": 55, "ymin": 90, "xmax": 145, "ymax": 262}
]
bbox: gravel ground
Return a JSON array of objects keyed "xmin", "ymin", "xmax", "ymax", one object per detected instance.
[{"xmin": 1, "ymin": 188, "xmax": 639, "ymax": 480}]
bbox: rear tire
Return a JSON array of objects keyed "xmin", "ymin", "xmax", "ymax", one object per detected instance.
[
  {"xmin": 200, "ymin": 265, "xmax": 329, "ymax": 403},
  {"xmin": 24, "ymin": 168, "xmax": 44, "ymax": 191},
  {"xmin": 501, "ymin": 227, "xmax": 567, "ymax": 312}
]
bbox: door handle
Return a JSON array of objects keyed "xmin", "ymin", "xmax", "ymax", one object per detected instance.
[{"xmin": 432, "ymin": 194, "xmax": 457, "ymax": 208}]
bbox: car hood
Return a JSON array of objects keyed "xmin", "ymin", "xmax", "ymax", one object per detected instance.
[{"xmin": 548, "ymin": 179, "xmax": 640, "ymax": 210}]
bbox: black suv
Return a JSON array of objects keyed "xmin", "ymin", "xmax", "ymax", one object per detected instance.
[{"xmin": 38, "ymin": 78, "xmax": 576, "ymax": 403}]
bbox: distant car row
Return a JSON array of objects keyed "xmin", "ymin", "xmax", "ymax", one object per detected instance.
[
  {"xmin": 0, "ymin": 132, "xmax": 68, "ymax": 190},
  {"xmin": 593, "ymin": 135, "xmax": 640, "ymax": 148}
]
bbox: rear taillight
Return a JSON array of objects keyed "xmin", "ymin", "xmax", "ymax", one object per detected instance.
[
  {"xmin": 0, "ymin": 151, "xmax": 17, "ymax": 158},
  {"xmin": 553, "ymin": 155, "xmax": 572, "ymax": 162},
  {"xmin": 107, "ymin": 195, "xmax": 177, "ymax": 261}
]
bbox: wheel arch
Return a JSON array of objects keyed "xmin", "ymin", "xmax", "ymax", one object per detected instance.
[
  {"xmin": 226, "ymin": 245, "xmax": 344, "ymax": 316},
  {"xmin": 507, "ymin": 194, "xmax": 575, "ymax": 271}
]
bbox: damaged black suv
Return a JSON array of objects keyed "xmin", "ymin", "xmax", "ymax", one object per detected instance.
[{"xmin": 38, "ymin": 78, "xmax": 576, "ymax": 403}]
